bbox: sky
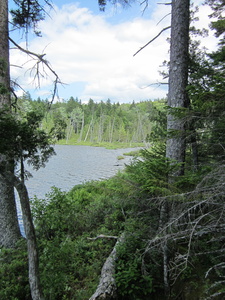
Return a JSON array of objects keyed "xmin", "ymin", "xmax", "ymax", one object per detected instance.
[{"xmin": 9, "ymin": 0, "xmax": 218, "ymax": 103}]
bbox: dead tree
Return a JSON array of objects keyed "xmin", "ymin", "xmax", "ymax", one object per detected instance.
[{"xmin": 89, "ymin": 234, "xmax": 125, "ymax": 300}]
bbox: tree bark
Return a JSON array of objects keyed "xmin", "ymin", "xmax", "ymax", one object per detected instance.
[
  {"xmin": 14, "ymin": 175, "xmax": 44, "ymax": 300},
  {"xmin": 0, "ymin": 169, "xmax": 21, "ymax": 247},
  {"xmin": 164, "ymin": 0, "xmax": 190, "ymax": 294},
  {"xmin": 166, "ymin": 0, "xmax": 190, "ymax": 177},
  {"xmin": 0, "ymin": 0, "xmax": 21, "ymax": 248},
  {"xmin": 89, "ymin": 234, "xmax": 125, "ymax": 300}
]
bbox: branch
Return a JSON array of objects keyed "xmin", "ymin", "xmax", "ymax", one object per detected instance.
[
  {"xmin": 157, "ymin": 2, "xmax": 172, "ymax": 4},
  {"xmin": 156, "ymin": 13, "xmax": 171, "ymax": 26},
  {"xmin": 140, "ymin": 81, "xmax": 168, "ymax": 89},
  {"xmin": 9, "ymin": 37, "xmax": 62, "ymax": 106},
  {"xmin": 140, "ymin": 0, "xmax": 149, "ymax": 14},
  {"xmin": 133, "ymin": 26, "xmax": 170, "ymax": 56},
  {"xmin": 88, "ymin": 234, "xmax": 118, "ymax": 240}
]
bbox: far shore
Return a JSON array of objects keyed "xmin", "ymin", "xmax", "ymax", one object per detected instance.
[{"xmin": 56, "ymin": 139, "xmax": 147, "ymax": 150}]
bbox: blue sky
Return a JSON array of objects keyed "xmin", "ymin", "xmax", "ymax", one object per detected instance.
[{"xmin": 9, "ymin": 0, "xmax": 217, "ymax": 103}]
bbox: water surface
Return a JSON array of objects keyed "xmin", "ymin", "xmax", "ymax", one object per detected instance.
[{"xmin": 16, "ymin": 145, "xmax": 140, "ymax": 234}]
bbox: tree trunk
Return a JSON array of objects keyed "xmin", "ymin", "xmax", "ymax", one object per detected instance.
[
  {"xmin": 89, "ymin": 234, "xmax": 125, "ymax": 300},
  {"xmin": 0, "ymin": 0, "xmax": 10, "ymax": 107},
  {"xmin": 166, "ymin": 0, "xmax": 190, "ymax": 177},
  {"xmin": 0, "ymin": 169, "xmax": 21, "ymax": 247},
  {"xmin": 78, "ymin": 112, "xmax": 84, "ymax": 142},
  {"xmin": 84, "ymin": 116, "xmax": 94, "ymax": 142},
  {"xmin": 14, "ymin": 175, "xmax": 44, "ymax": 300},
  {"xmin": 0, "ymin": 0, "xmax": 21, "ymax": 248},
  {"xmin": 163, "ymin": 0, "xmax": 190, "ymax": 294}
]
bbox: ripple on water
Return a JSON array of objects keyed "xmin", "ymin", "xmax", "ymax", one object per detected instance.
[{"xmin": 16, "ymin": 145, "xmax": 142, "ymax": 234}]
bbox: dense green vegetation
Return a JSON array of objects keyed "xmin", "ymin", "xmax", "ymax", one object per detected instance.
[
  {"xmin": 17, "ymin": 94, "xmax": 165, "ymax": 148},
  {"xmin": 1, "ymin": 147, "xmax": 225, "ymax": 299},
  {"xmin": 1, "ymin": 26, "xmax": 225, "ymax": 296},
  {"xmin": 1, "ymin": 0, "xmax": 225, "ymax": 299}
]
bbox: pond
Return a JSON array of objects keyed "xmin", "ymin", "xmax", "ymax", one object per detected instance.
[{"xmin": 16, "ymin": 144, "xmax": 140, "ymax": 235}]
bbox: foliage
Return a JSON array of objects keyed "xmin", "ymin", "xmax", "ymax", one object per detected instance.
[
  {"xmin": 0, "ymin": 109, "xmax": 55, "ymax": 172},
  {"xmin": 10, "ymin": 0, "xmax": 52, "ymax": 36},
  {"xmin": 30, "ymin": 179, "xmax": 129, "ymax": 299},
  {"xmin": 115, "ymin": 220, "xmax": 164, "ymax": 299},
  {"xmin": 0, "ymin": 239, "xmax": 31, "ymax": 300},
  {"xmin": 2, "ymin": 1, "xmax": 225, "ymax": 299},
  {"xmin": 98, "ymin": 0, "xmax": 135, "ymax": 11},
  {"xmin": 125, "ymin": 146, "xmax": 178, "ymax": 196},
  {"xmin": 20, "ymin": 96, "xmax": 164, "ymax": 146},
  {"xmin": 0, "ymin": 144, "xmax": 224, "ymax": 299}
]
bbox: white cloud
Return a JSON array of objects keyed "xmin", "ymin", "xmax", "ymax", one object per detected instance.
[{"xmin": 9, "ymin": 1, "xmax": 217, "ymax": 103}]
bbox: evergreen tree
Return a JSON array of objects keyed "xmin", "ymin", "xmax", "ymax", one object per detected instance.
[
  {"xmin": 0, "ymin": 0, "xmax": 56, "ymax": 299},
  {"xmin": 166, "ymin": 0, "xmax": 190, "ymax": 178},
  {"xmin": 0, "ymin": 0, "xmax": 21, "ymax": 248},
  {"xmin": 187, "ymin": 0, "xmax": 225, "ymax": 167}
]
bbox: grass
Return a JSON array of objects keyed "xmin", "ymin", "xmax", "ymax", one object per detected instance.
[{"xmin": 56, "ymin": 139, "xmax": 145, "ymax": 150}]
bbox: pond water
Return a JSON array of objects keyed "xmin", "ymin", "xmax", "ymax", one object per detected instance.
[{"xmin": 16, "ymin": 144, "xmax": 140, "ymax": 235}]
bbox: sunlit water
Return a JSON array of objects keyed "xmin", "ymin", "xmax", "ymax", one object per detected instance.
[{"xmin": 16, "ymin": 145, "xmax": 140, "ymax": 235}]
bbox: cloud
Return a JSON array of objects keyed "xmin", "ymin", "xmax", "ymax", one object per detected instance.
[{"xmin": 9, "ymin": 1, "xmax": 217, "ymax": 103}]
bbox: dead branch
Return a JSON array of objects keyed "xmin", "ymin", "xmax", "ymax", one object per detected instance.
[
  {"xmin": 88, "ymin": 234, "xmax": 118, "ymax": 241},
  {"xmin": 140, "ymin": 0, "xmax": 149, "ymax": 14},
  {"xmin": 139, "ymin": 81, "xmax": 168, "ymax": 90},
  {"xmin": 157, "ymin": 2, "xmax": 172, "ymax": 4},
  {"xmin": 133, "ymin": 26, "xmax": 170, "ymax": 56},
  {"xmin": 9, "ymin": 37, "xmax": 62, "ymax": 105},
  {"xmin": 156, "ymin": 13, "xmax": 171, "ymax": 26}
]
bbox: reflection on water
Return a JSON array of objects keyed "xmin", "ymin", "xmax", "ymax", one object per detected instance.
[{"xmin": 16, "ymin": 145, "xmax": 141, "ymax": 235}]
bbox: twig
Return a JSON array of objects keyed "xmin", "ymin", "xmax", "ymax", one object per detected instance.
[
  {"xmin": 156, "ymin": 13, "xmax": 171, "ymax": 26},
  {"xmin": 133, "ymin": 26, "xmax": 170, "ymax": 56}
]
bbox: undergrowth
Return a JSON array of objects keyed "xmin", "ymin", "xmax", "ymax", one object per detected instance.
[{"xmin": 0, "ymin": 148, "xmax": 224, "ymax": 299}]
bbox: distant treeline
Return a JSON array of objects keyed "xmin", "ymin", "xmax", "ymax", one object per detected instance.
[{"xmin": 18, "ymin": 93, "xmax": 166, "ymax": 146}]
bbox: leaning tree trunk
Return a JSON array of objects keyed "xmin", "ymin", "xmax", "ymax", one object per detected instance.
[
  {"xmin": 0, "ymin": 0, "xmax": 21, "ymax": 248},
  {"xmin": 166, "ymin": 0, "xmax": 190, "ymax": 177},
  {"xmin": 89, "ymin": 234, "xmax": 125, "ymax": 300},
  {"xmin": 14, "ymin": 175, "xmax": 44, "ymax": 300}
]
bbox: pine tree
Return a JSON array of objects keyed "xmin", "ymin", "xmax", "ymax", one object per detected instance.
[
  {"xmin": 0, "ymin": 0, "xmax": 21, "ymax": 248},
  {"xmin": 166, "ymin": 0, "xmax": 190, "ymax": 178}
]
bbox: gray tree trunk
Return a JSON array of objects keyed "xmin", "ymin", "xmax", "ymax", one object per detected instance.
[
  {"xmin": 163, "ymin": 0, "xmax": 190, "ymax": 295},
  {"xmin": 89, "ymin": 234, "xmax": 125, "ymax": 300},
  {"xmin": 166, "ymin": 0, "xmax": 190, "ymax": 177},
  {"xmin": 0, "ymin": 0, "xmax": 21, "ymax": 248},
  {"xmin": 14, "ymin": 175, "xmax": 44, "ymax": 300}
]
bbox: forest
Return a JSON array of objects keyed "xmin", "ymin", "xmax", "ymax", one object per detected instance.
[
  {"xmin": 18, "ymin": 94, "xmax": 165, "ymax": 147},
  {"xmin": 0, "ymin": 0, "xmax": 225, "ymax": 299}
]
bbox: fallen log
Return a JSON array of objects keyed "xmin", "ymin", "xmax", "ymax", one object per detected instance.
[{"xmin": 89, "ymin": 234, "xmax": 125, "ymax": 300}]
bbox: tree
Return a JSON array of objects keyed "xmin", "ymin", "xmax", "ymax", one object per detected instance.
[
  {"xmin": 0, "ymin": 109, "xmax": 55, "ymax": 300},
  {"xmin": 0, "ymin": 0, "xmax": 59, "ymax": 299},
  {"xmin": 0, "ymin": 0, "xmax": 21, "ymax": 248},
  {"xmin": 93, "ymin": 0, "xmax": 192, "ymax": 297},
  {"xmin": 166, "ymin": 0, "xmax": 190, "ymax": 177},
  {"xmin": 186, "ymin": 0, "xmax": 225, "ymax": 168}
]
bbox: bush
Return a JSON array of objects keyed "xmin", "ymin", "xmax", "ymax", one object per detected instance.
[{"xmin": 0, "ymin": 239, "xmax": 31, "ymax": 300}]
